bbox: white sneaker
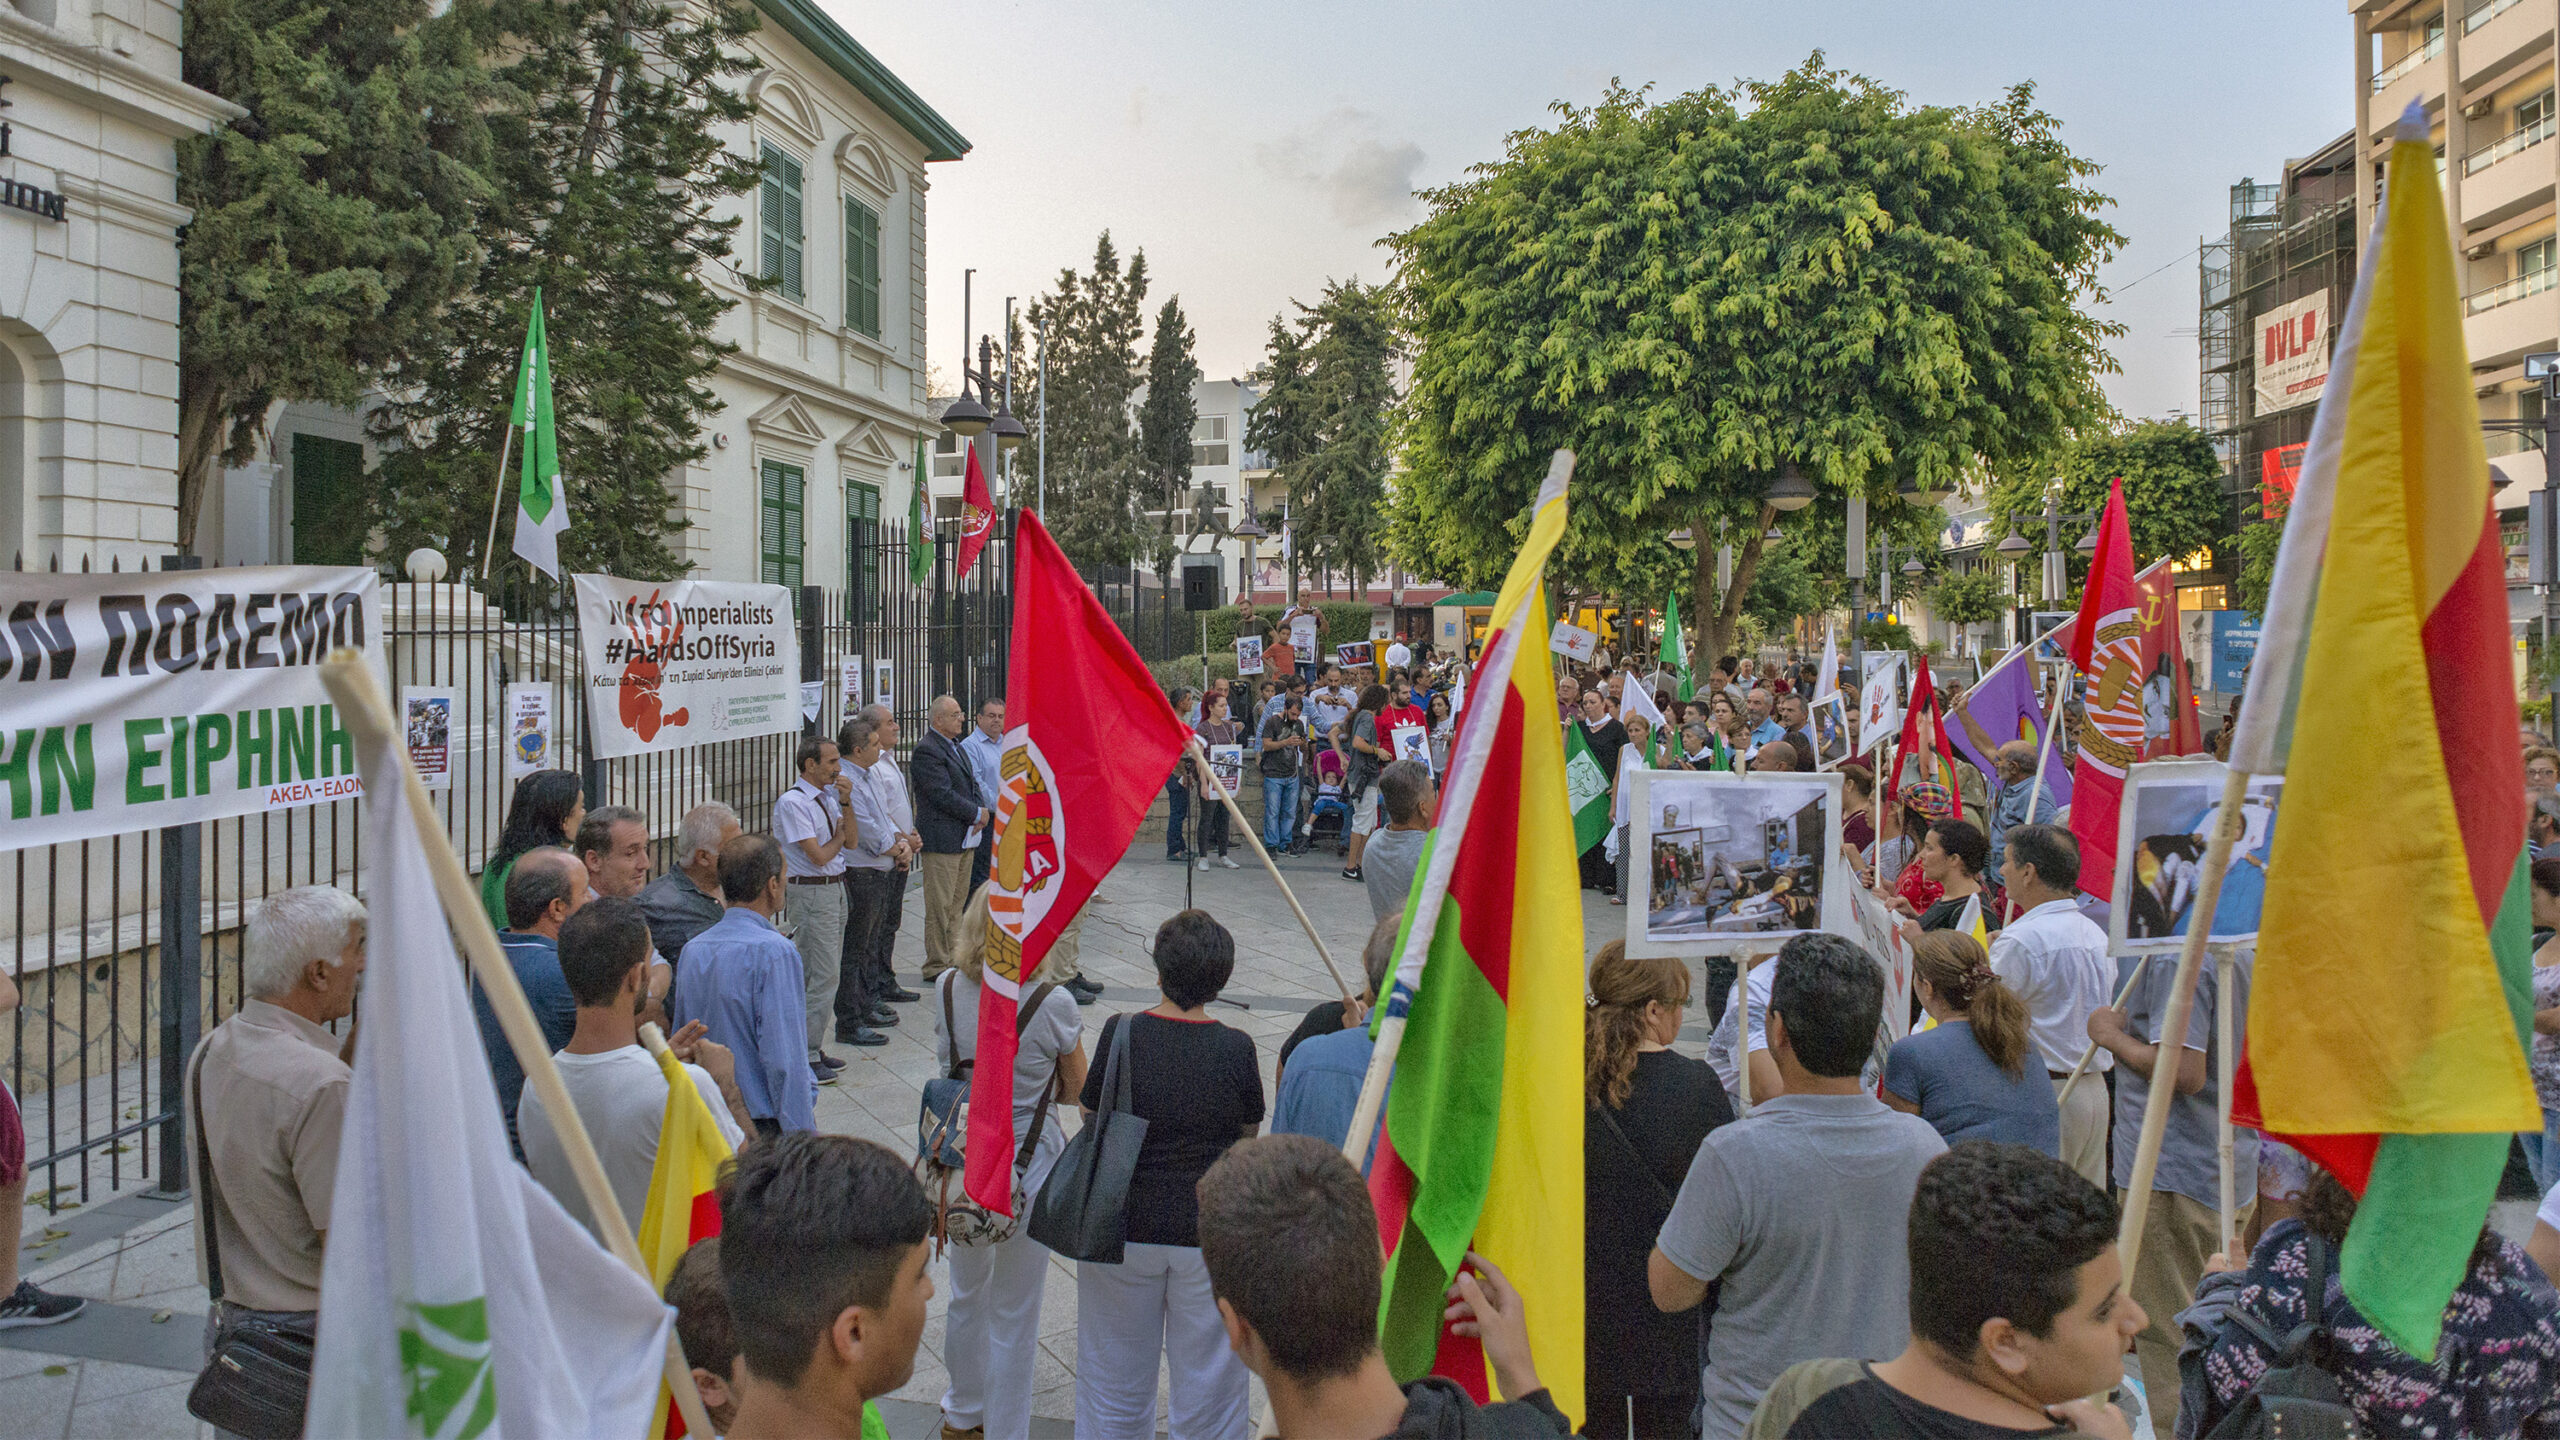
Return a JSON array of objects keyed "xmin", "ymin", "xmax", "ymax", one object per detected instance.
[
  {"xmin": 1196, "ymin": 857, "xmax": 1211, "ymax": 871},
  {"xmin": 1218, "ymin": 856, "xmax": 1240, "ymax": 869}
]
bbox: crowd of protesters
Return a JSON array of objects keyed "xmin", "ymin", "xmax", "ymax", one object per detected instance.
[{"xmin": 116, "ymin": 636, "xmax": 2560, "ymax": 1440}]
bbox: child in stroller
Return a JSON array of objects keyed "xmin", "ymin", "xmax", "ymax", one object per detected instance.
[{"xmin": 1305, "ymin": 747, "xmax": 1350, "ymax": 855}]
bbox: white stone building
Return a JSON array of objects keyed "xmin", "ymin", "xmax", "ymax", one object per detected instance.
[{"xmin": 0, "ymin": 0, "xmax": 239, "ymax": 569}]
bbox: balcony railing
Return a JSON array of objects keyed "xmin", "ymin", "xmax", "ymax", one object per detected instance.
[
  {"xmin": 2466, "ymin": 0, "xmax": 2524, "ymax": 33},
  {"xmin": 2466, "ymin": 264, "xmax": 2558, "ymax": 313},
  {"xmin": 2467, "ymin": 113, "xmax": 2556, "ymax": 173},
  {"xmin": 2372, "ymin": 30, "xmax": 2445, "ymax": 91}
]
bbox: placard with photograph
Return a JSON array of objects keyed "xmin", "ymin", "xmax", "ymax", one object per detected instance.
[
  {"xmin": 1235, "ymin": 634, "xmax": 1265, "ymax": 675},
  {"xmin": 2032, "ymin": 612, "xmax": 2076, "ymax": 664},
  {"xmin": 1391, "ymin": 723, "xmax": 1429, "ymax": 771},
  {"xmin": 840, "ymin": 654, "xmax": 865, "ymax": 714},
  {"xmin": 2108, "ymin": 759, "xmax": 2283, "ymax": 952},
  {"xmin": 1626, "ymin": 769, "xmax": 1848, "ymax": 957},
  {"xmin": 1336, "ymin": 640, "xmax": 1374, "ymax": 670},
  {"xmin": 1207, "ymin": 743, "xmax": 1244, "ymax": 795},
  {"xmin": 1809, "ymin": 692, "xmax": 1851, "ymax": 769},
  {"xmin": 1291, "ymin": 613, "xmax": 1319, "ymax": 655},
  {"xmin": 874, "ymin": 658, "xmax": 895, "ymax": 716},
  {"xmin": 403, "ymin": 686, "xmax": 456, "ymax": 790}
]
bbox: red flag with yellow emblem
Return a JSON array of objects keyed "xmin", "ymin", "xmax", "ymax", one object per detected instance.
[{"xmin": 967, "ymin": 508, "xmax": 1192, "ymax": 1212}]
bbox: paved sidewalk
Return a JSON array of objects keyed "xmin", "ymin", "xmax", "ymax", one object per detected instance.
[{"xmin": 0, "ymin": 845, "xmax": 1616, "ymax": 1439}]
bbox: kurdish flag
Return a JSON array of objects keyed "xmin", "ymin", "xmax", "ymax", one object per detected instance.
[
  {"xmin": 509, "ymin": 290, "xmax": 569, "ymax": 579},
  {"xmin": 2228, "ymin": 106, "xmax": 2539, "ymax": 1360},
  {"xmin": 1366, "ymin": 452, "xmax": 1583, "ymax": 1421},
  {"xmin": 635, "ymin": 1041, "xmax": 733, "ymax": 1439}
]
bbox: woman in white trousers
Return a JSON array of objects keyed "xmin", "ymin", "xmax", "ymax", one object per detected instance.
[
  {"xmin": 1072, "ymin": 910, "xmax": 1263, "ymax": 1440},
  {"xmin": 935, "ymin": 891, "xmax": 1087, "ymax": 1440}
]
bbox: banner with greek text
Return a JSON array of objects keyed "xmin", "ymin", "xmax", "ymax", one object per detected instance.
[
  {"xmin": 571, "ymin": 575, "xmax": 796, "ymax": 759},
  {"xmin": 0, "ymin": 566, "xmax": 382, "ymax": 849}
]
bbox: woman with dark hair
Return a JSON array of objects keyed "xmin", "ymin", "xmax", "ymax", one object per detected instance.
[
  {"xmin": 1583, "ymin": 941, "xmax": 1727, "ymax": 1439},
  {"xmin": 1838, "ymin": 761, "xmax": 1877, "ymax": 859},
  {"xmin": 1340, "ymin": 683, "xmax": 1393, "ymax": 882},
  {"xmin": 2178, "ymin": 1166, "xmax": 2560, "ymax": 1439},
  {"xmin": 1874, "ymin": 782, "xmax": 1957, "ymax": 917},
  {"xmin": 1899, "ymin": 819, "xmax": 1989, "ymax": 934},
  {"xmin": 1884, "ymin": 932, "xmax": 2057, "ymax": 1152},
  {"xmin": 477, "ymin": 770, "xmax": 586, "ymax": 930},
  {"xmin": 1075, "ymin": 911, "xmax": 1263, "ymax": 1440},
  {"xmin": 1425, "ymin": 690, "xmax": 1456, "ymax": 774},
  {"xmin": 1189, "ymin": 690, "xmax": 1241, "ymax": 872},
  {"xmin": 2529, "ymin": 856, "xmax": 2560, "ymax": 1188}
]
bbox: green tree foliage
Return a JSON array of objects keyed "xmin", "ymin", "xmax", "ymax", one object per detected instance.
[
  {"xmin": 1739, "ymin": 532, "xmax": 1833, "ymax": 635},
  {"xmin": 1137, "ymin": 297, "xmax": 1202, "ymax": 581},
  {"xmin": 1028, "ymin": 235, "xmax": 1152, "ymax": 571},
  {"xmin": 1294, "ymin": 280, "xmax": 1400, "ymax": 597},
  {"xmin": 1386, "ymin": 59, "xmax": 2122, "ymax": 659},
  {"xmin": 175, "ymin": 0, "xmax": 494, "ymax": 553},
  {"xmin": 1245, "ymin": 315, "xmax": 1321, "ymax": 593},
  {"xmin": 367, "ymin": 0, "xmax": 761, "ymax": 580},
  {"xmin": 2230, "ymin": 510, "xmax": 2285, "ymax": 617},
  {"xmin": 1929, "ymin": 569, "xmax": 2008, "ymax": 626},
  {"xmin": 1989, "ymin": 419, "xmax": 2230, "ymax": 573}
]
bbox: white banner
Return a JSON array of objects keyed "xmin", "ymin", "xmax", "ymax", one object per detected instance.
[
  {"xmin": 2253, "ymin": 288, "xmax": 2330, "ymax": 416},
  {"xmin": 571, "ymin": 575, "xmax": 795, "ymax": 759},
  {"xmin": 0, "ymin": 565, "xmax": 381, "ymax": 849},
  {"xmin": 503, "ymin": 683, "xmax": 553, "ymax": 780}
]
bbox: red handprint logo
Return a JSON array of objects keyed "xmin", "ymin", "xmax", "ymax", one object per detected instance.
[{"xmin": 617, "ymin": 591, "xmax": 692, "ymax": 743}]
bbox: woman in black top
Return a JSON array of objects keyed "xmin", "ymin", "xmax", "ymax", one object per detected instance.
[
  {"xmin": 1905, "ymin": 819, "xmax": 1990, "ymax": 934},
  {"xmin": 1340, "ymin": 684, "xmax": 1394, "ymax": 881},
  {"xmin": 1583, "ymin": 940, "xmax": 1729, "ymax": 1440},
  {"xmin": 1073, "ymin": 910, "xmax": 1264, "ymax": 1440}
]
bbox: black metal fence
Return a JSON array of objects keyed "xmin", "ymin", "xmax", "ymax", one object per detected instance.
[{"xmin": 3, "ymin": 515, "xmax": 1063, "ymax": 1212}]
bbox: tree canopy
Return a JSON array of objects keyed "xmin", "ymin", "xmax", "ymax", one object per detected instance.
[
  {"xmin": 1137, "ymin": 296, "xmax": 1202, "ymax": 580},
  {"xmin": 1027, "ymin": 234, "xmax": 1151, "ymax": 572},
  {"xmin": 1987, "ymin": 418, "xmax": 2229, "ymax": 577},
  {"xmin": 1385, "ymin": 58, "xmax": 2123, "ymax": 657}
]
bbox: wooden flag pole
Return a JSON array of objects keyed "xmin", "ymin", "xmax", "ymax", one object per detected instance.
[
  {"xmin": 2008, "ymin": 666, "xmax": 2069, "ymax": 924},
  {"xmin": 2215, "ymin": 942, "xmax": 2239, "ymax": 1256},
  {"xmin": 318, "ymin": 651, "xmax": 716, "ymax": 1440},
  {"xmin": 2116, "ymin": 765, "xmax": 2252, "ymax": 1285},
  {"xmin": 2052, "ymin": 955, "xmax": 2150, "ymax": 1110},
  {"xmin": 479, "ymin": 418, "xmax": 520, "ymax": 584},
  {"xmin": 1185, "ymin": 734, "xmax": 1356, "ymax": 1008}
]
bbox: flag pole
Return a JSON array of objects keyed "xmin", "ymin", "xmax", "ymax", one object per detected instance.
[
  {"xmin": 2115, "ymin": 764, "xmax": 2252, "ymax": 1285},
  {"xmin": 480, "ymin": 417, "xmax": 520, "ymax": 585},
  {"xmin": 1184, "ymin": 735, "xmax": 1355, "ymax": 1008},
  {"xmin": 2215, "ymin": 942, "xmax": 2239, "ymax": 1255},
  {"xmin": 2052, "ymin": 955, "xmax": 2150, "ymax": 1110},
  {"xmin": 317, "ymin": 649, "xmax": 717, "ymax": 1440},
  {"xmin": 2006, "ymin": 668, "xmax": 2069, "ymax": 924}
]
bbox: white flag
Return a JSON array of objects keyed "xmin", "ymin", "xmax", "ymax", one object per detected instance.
[
  {"xmin": 309, "ymin": 726, "xmax": 672, "ymax": 1439},
  {"xmin": 1814, "ymin": 621, "xmax": 1840, "ymax": 705}
]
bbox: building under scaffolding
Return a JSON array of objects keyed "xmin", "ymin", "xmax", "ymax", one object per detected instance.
[{"xmin": 2198, "ymin": 131, "xmax": 2360, "ymax": 539}]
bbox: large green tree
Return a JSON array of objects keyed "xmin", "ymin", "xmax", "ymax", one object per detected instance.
[
  {"xmin": 367, "ymin": 0, "xmax": 761, "ymax": 580},
  {"xmin": 1386, "ymin": 59, "xmax": 2123, "ymax": 659},
  {"xmin": 1988, "ymin": 418, "xmax": 2229, "ymax": 583},
  {"xmin": 1026, "ymin": 234, "xmax": 1151, "ymax": 571},
  {"xmin": 175, "ymin": 0, "xmax": 493, "ymax": 554},
  {"xmin": 1244, "ymin": 313, "xmax": 1322, "ymax": 596},
  {"xmin": 1294, "ymin": 279, "xmax": 1398, "ymax": 596},
  {"xmin": 1137, "ymin": 296, "xmax": 1201, "ymax": 582}
]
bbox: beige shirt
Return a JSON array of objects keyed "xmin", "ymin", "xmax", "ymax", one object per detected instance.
[{"xmin": 189, "ymin": 999, "xmax": 350, "ymax": 1311}]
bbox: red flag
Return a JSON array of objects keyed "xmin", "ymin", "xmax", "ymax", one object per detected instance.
[
  {"xmin": 956, "ymin": 443, "xmax": 997, "ymax": 578},
  {"xmin": 2131, "ymin": 563, "xmax": 2205, "ymax": 760},
  {"xmin": 2067, "ymin": 478, "xmax": 2139, "ymax": 896},
  {"xmin": 966, "ymin": 509, "xmax": 1191, "ymax": 1212},
  {"xmin": 1886, "ymin": 653, "xmax": 1961, "ymax": 802}
]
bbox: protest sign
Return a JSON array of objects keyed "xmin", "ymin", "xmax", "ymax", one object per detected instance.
[
  {"xmin": 1207, "ymin": 743, "xmax": 1244, "ymax": 795},
  {"xmin": 1550, "ymin": 621, "xmax": 1598, "ymax": 662},
  {"xmin": 503, "ymin": 683, "xmax": 553, "ymax": 780},
  {"xmin": 1336, "ymin": 640, "xmax": 1374, "ymax": 670},
  {"xmin": 1235, "ymin": 634, "xmax": 1264, "ymax": 675},
  {"xmin": 0, "ymin": 565, "xmax": 382, "ymax": 848},
  {"xmin": 1290, "ymin": 613, "xmax": 1318, "ymax": 655},
  {"xmin": 1625, "ymin": 769, "xmax": 1848, "ymax": 957},
  {"xmin": 1391, "ymin": 723, "xmax": 1429, "ymax": 771},
  {"xmin": 874, "ymin": 658, "xmax": 895, "ymax": 715},
  {"xmin": 1809, "ymin": 692, "xmax": 1850, "ymax": 769},
  {"xmin": 1857, "ymin": 655, "xmax": 1902, "ymax": 755},
  {"xmin": 572, "ymin": 576, "xmax": 794, "ymax": 759},
  {"xmin": 1369, "ymin": 610, "xmax": 1392, "ymax": 642},
  {"xmin": 403, "ymin": 686, "xmax": 456, "ymax": 789},
  {"xmin": 840, "ymin": 654, "xmax": 865, "ymax": 714},
  {"xmin": 2109, "ymin": 759, "xmax": 2284, "ymax": 953}
]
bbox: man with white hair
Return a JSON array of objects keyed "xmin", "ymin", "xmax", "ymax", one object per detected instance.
[
  {"xmin": 185, "ymin": 885, "xmax": 366, "ymax": 1411},
  {"xmin": 639, "ymin": 802, "xmax": 741, "ymax": 967}
]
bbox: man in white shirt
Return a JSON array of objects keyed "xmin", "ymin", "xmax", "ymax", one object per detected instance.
[
  {"xmin": 852, "ymin": 705, "xmax": 924, "ymax": 1008},
  {"xmin": 832, "ymin": 712, "xmax": 910, "ymax": 1049},
  {"xmin": 1989, "ymin": 822, "xmax": 2116, "ymax": 1186},
  {"xmin": 962, "ymin": 697, "xmax": 1005, "ymax": 891},
  {"xmin": 771, "ymin": 736, "xmax": 861, "ymax": 1079},
  {"xmin": 1306, "ymin": 666, "xmax": 1356, "ymax": 754},
  {"xmin": 520, "ymin": 897, "xmax": 751, "ymax": 1239}
]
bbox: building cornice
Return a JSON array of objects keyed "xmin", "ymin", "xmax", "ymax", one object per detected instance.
[
  {"xmin": 0, "ymin": 10, "xmax": 244, "ymax": 139},
  {"xmin": 746, "ymin": 0, "xmax": 968, "ymax": 163},
  {"xmin": 719, "ymin": 349, "xmax": 931, "ymax": 445}
]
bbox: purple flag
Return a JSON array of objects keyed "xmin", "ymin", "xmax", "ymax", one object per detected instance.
[{"xmin": 1945, "ymin": 657, "xmax": 2072, "ymax": 810}]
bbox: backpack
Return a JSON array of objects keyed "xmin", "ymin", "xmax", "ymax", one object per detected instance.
[
  {"xmin": 916, "ymin": 976, "xmax": 1060, "ymax": 1250},
  {"xmin": 2198, "ymin": 1230, "xmax": 2364, "ymax": 1439}
]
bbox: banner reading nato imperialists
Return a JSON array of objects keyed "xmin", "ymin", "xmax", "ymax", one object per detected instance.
[
  {"xmin": 0, "ymin": 566, "xmax": 383, "ymax": 849},
  {"xmin": 572, "ymin": 575, "xmax": 796, "ymax": 759}
]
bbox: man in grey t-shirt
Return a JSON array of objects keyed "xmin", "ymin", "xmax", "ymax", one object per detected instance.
[
  {"xmin": 1649, "ymin": 934, "xmax": 1946, "ymax": 1439},
  {"xmin": 1362, "ymin": 760, "xmax": 1435, "ymax": 921}
]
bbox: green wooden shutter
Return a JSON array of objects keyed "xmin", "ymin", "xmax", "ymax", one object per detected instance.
[
  {"xmin": 761, "ymin": 460, "xmax": 804, "ymax": 590},
  {"xmin": 844, "ymin": 198, "xmax": 881, "ymax": 337},
  {"xmin": 846, "ymin": 480, "xmax": 881, "ymax": 618},
  {"xmin": 760, "ymin": 145, "xmax": 803, "ymax": 302}
]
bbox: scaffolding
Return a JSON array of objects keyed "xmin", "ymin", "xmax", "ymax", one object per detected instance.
[{"xmin": 2198, "ymin": 167, "xmax": 2359, "ymax": 530}]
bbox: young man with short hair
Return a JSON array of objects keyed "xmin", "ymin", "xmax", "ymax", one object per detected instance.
[
  {"xmin": 1747, "ymin": 1142, "xmax": 2139, "ymax": 1439},
  {"xmin": 1363, "ymin": 760, "xmax": 1436, "ymax": 922},
  {"xmin": 1196, "ymin": 1134, "xmax": 1571, "ymax": 1439},
  {"xmin": 1651, "ymin": 933, "xmax": 1948, "ymax": 1438},
  {"xmin": 721, "ymin": 1134, "xmax": 935, "ymax": 1440},
  {"xmin": 1259, "ymin": 691, "xmax": 1313, "ymax": 854},
  {"xmin": 519, "ymin": 897, "xmax": 750, "ymax": 1240}
]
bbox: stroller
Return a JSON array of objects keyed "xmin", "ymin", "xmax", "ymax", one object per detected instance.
[{"xmin": 1305, "ymin": 748, "xmax": 1351, "ymax": 855}]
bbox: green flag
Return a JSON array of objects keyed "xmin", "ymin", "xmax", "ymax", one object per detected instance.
[
  {"xmin": 1562, "ymin": 719, "xmax": 1612, "ymax": 851},
  {"xmin": 1661, "ymin": 593, "xmax": 1692, "ymax": 700},
  {"xmin": 509, "ymin": 291, "xmax": 567, "ymax": 578},
  {"xmin": 909, "ymin": 438, "xmax": 932, "ymax": 587}
]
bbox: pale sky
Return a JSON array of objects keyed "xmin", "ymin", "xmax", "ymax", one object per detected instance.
[{"xmin": 834, "ymin": 0, "xmax": 2353, "ymax": 426}]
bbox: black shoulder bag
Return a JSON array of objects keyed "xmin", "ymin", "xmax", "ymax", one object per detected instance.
[
  {"xmin": 2198, "ymin": 1231, "xmax": 2364, "ymax": 1439},
  {"xmin": 184, "ymin": 1044, "xmax": 321, "ymax": 1440},
  {"xmin": 1028, "ymin": 1014, "xmax": 1149, "ymax": 1264}
]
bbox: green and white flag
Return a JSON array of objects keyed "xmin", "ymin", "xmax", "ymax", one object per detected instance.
[
  {"xmin": 308, "ymin": 716, "xmax": 670, "ymax": 1438},
  {"xmin": 509, "ymin": 291, "xmax": 569, "ymax": 578},
  {"xmin": 1660, "ymin": 593, "xmax": 1693, "ymax": 700},
  {"xmin": 909, "ymin": 437, "xmax": 933, "ymax": 588},
  {"xmin": 1563, "ymin": 719, "xmax": 1613, "ymax": 851}
]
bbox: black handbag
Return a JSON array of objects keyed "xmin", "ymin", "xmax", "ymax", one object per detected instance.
[
  {"xmin": 2197, "ymin": 1231, "xmax": 2364, "ymax": 1439},
  {"xmin": 1028, "ymin": 1013, "xmax": 1149, "ymax": 1264},
  {"xmin": 184, "ymin": 1046, "xmax": 320, "ymax": 1440}
]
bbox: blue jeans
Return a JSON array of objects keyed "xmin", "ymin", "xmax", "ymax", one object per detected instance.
[
  {"xmin": 1262, "ymin": 775, "xmax": 1300, "ymax": 849},
  {"xmin": 1165, "ymin": 774, "xmax": 1191, "ymax": 858}
]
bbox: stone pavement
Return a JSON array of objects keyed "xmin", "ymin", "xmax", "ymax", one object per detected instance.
[{"xmin": 0, "ymin": 843, "xmax": 1617, "ymax": 1440}]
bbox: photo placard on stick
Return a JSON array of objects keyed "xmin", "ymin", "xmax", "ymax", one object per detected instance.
[
  {"xmin": 403, "ymin": 686, "xmax": 456, "ymax": 790},
  {"xmin": 2108, "ymin": 758, "xmax": 2284, "ymax": 952},
  {"xmin": 1391, "ymin": 723, "xmax": 1429, "ymax": 772},
  {"xmin": 1235, "ymin": 634, "xmax": 1265, "ymax": 676},
  {"xmin": 502, "ymin": 683, "xmax": 553, "ymax": 780},
  {"xmin": 1625, "ymin": 769, "xmax": 1849, "ymax": 957},
  {"xmin": 1207, "ymin": 743, "xmax": 1244, "ymax": 795},
  {"xmin": 840, "ymin": 654, "xmax": 865, "ymax": 714},
  {"xmin": 874, "ymin": 658, "xmax": 895, "ymax": 716},
  {"xmin": 1335, "ymin": 640, "xmax": 1374, "ymax": 671},
  {"xmin": 1810, "ymin": 692, "xmax": 1850, "ymax": 769}
]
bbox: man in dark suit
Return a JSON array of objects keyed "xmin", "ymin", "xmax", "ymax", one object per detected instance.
[{"xmin": 912, "ymin": 694, "xmax": 988, "ymax": 982}]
